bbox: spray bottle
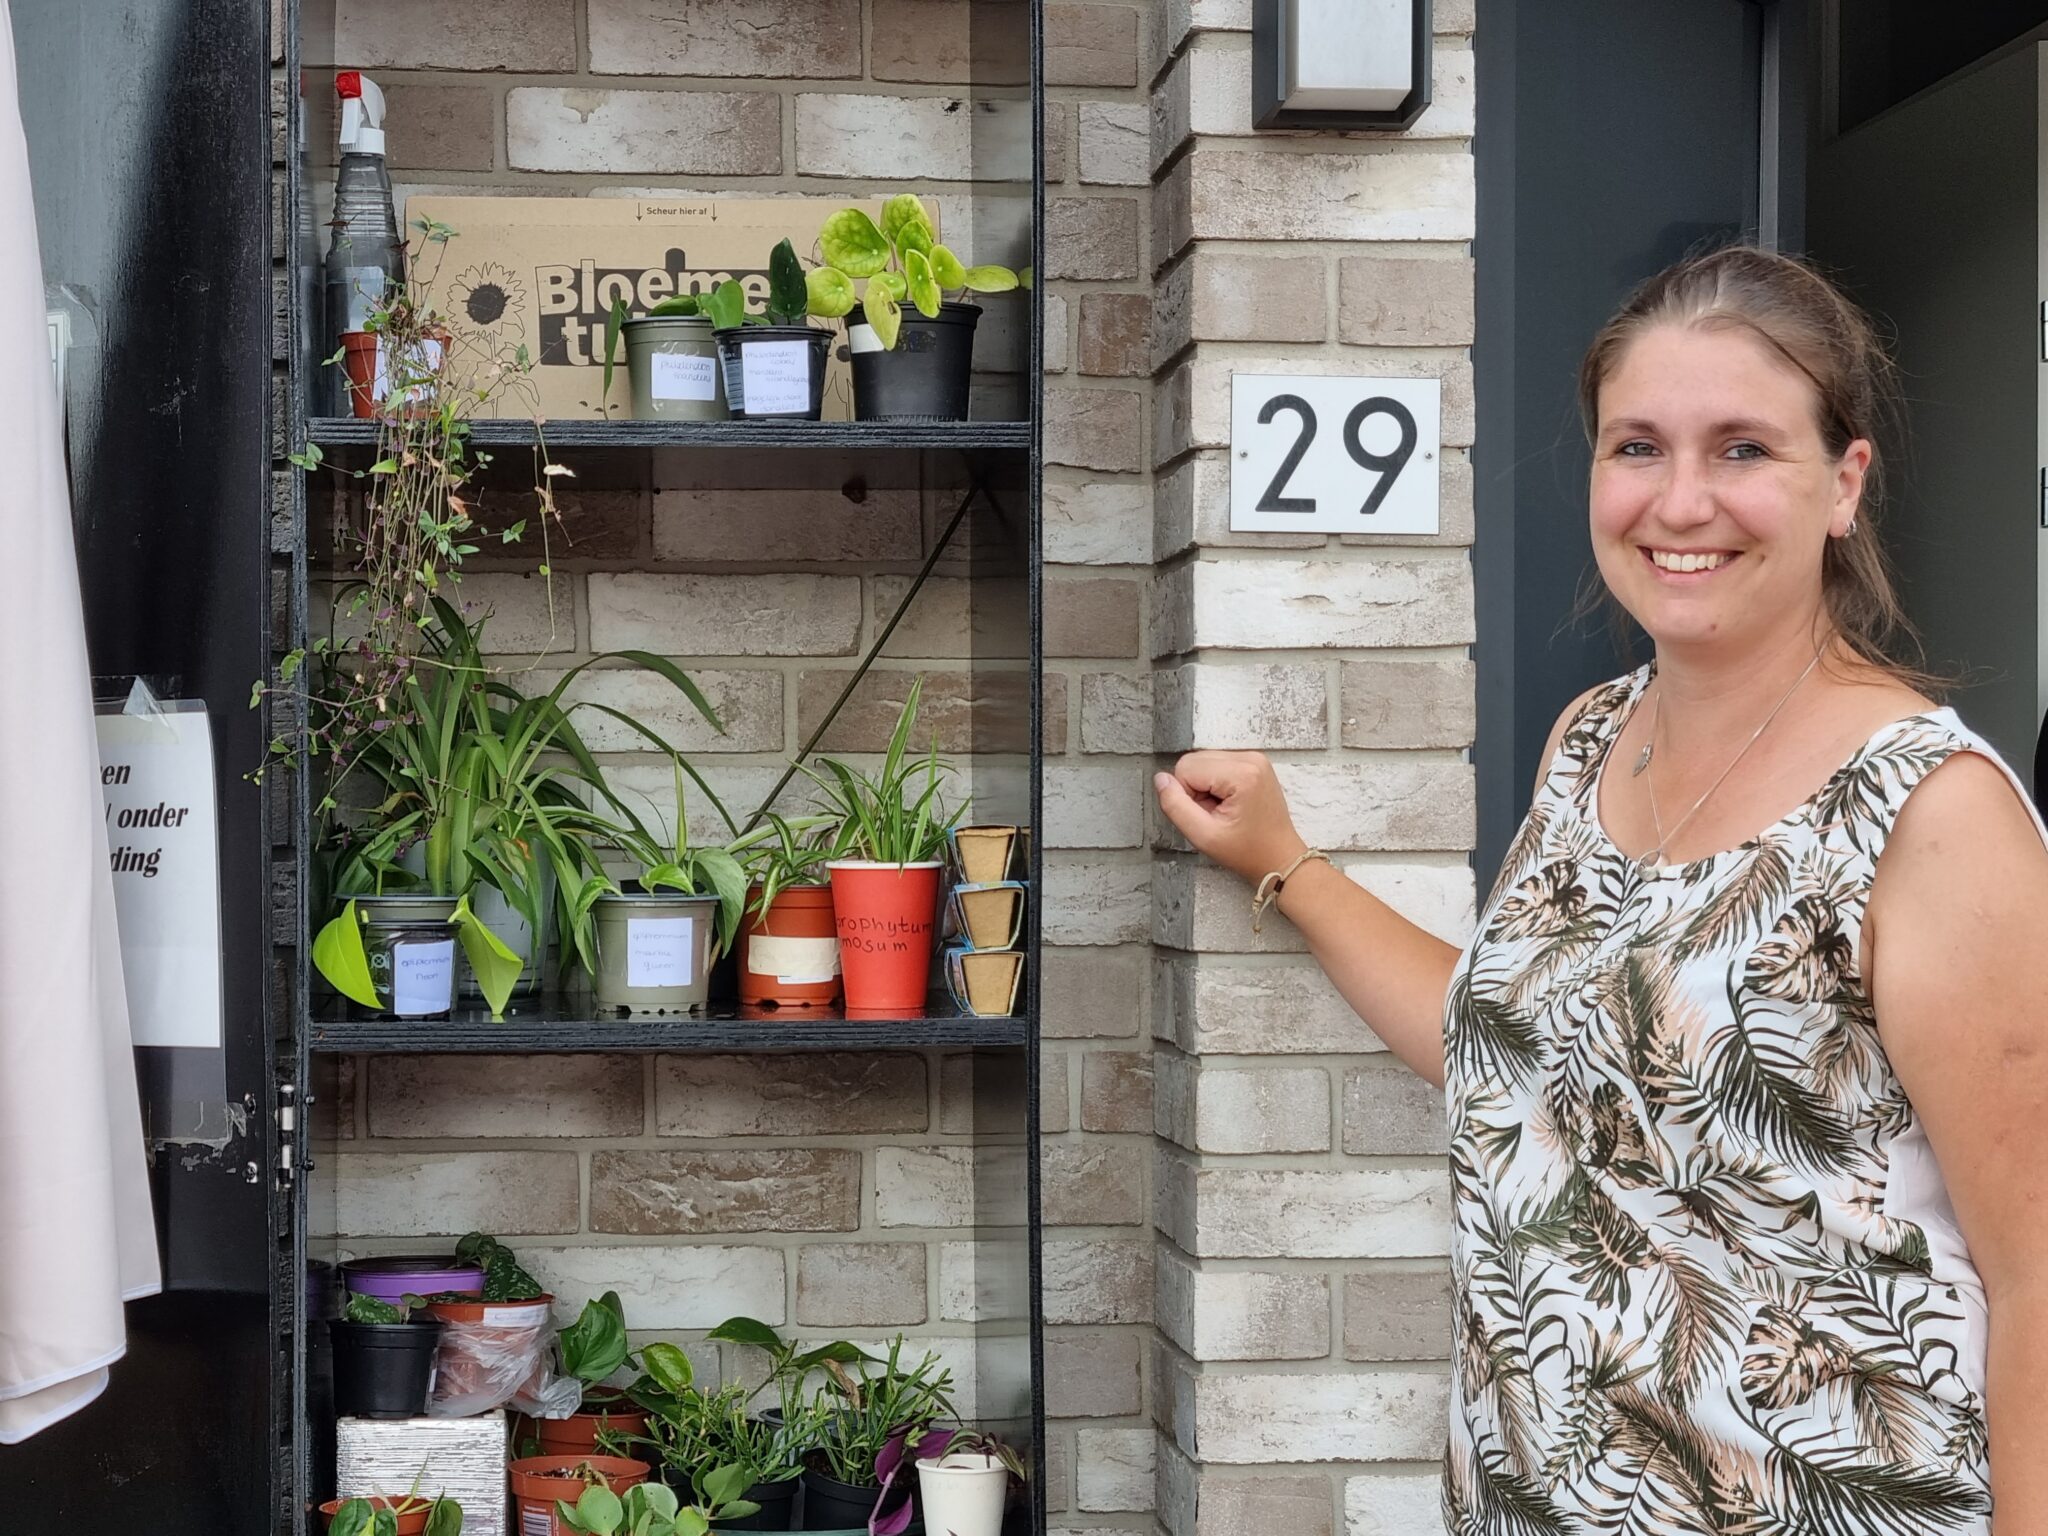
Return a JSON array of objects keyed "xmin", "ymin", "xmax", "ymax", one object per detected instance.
[{"xmin": 324, "ymin": 72, "xmax": 401, "ymax": 412}]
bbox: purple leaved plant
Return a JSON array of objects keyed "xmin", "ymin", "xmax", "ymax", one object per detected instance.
[{"xmin": 868, "ymin": 1426, "xmax": 958, "ymax": 1536}]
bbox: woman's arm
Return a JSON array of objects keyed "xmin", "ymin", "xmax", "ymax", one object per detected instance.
[{"xmin": 1869, "ymin": 750, "xmax": 2048, "ymax": 1529}]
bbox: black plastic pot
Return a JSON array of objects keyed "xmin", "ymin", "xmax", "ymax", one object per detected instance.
[
  {"xmin": 800, "ymin": 1467, "xmax": 879, "ymax": 1532},
  {"xmin": 847, "ymin": 302, "xmax": 980, "ymax": 423},
  {"xmin": 718, "ymin": 1475, "xmax": 801, "ymax": 1531},
  {"xmin": 329, "ymin": 1317, "xmax": 441, "ymax": 1419},
  {"xmin": 713, "ymin": 325, "xmax": 833, "ymax": 421}
]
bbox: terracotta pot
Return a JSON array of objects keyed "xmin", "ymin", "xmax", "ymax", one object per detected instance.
[
  {"xmin": 319, "ymin": 1496, "xmax": 431, "ymax": 1535},
  {"xmin": 508, "ymin": 1455, "xmax": 651, "ymax": 1536},
  {"xmin": 340, "ymin": 331, "xmax": 380, "ymax": 419},
  {"xmin": 532, "ymin": 1396, "xmax": 652, "ymax": 1458},
  {"xmin": 827, "ymin": 862, "xmax": 941, "ymax": 1014},
  {"xmin": 738, "ymin": 884, "xmax": 842, "ymax": 1007}
]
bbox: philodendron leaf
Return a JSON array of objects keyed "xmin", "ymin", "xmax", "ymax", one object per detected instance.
[
  {"xmin": 767, "ymin": 238, "xmax": 809, "ymax": 324},
  {"xmin": 313, "ymin": 901, "xmax": 381, "ymax": 1009},
  {"xmin": 864, "ymin": 289, "xmax": 903, "ymax": 351},
  {"xmin": 702, "ymin": 279, "xmax": 750, "ymax": 332},
  {"xmin": 961, "ymin": 265, "xmax": 1019, "ymax": 294},
  {"xmin": 452, "ymin": 895, "xmax": 522, "ymax": 1021},
  {"xmin": 929, "ymin": 244, "xmax": 968, "ymax": 290},
  {"xmin": 640, "ymin": 1340, "xmax": 695, "ymax": 1396},
  {"xmin": 807, "ymin": 266, "xmax": 857, "ymax": 319},
  {"xmin": 560, "ymin": 1291, "xmax": 631, "ymax": 1386},
  {"xmin": 648, "ymin": 293, "xmax": 701, "ymax": 317},
  {"xmin": 330, "ymin": 1499, "xmax": 377, "ymax": 1536},
  {"xmin": 423, "ymin": 1499, "xmax": 464, "ymax": 1536},
  {"xmin": 881, "ymin": 193, "xmax": 934, "ymax": 251},
  {"xmin": 705, "ymin": 1315, "xmax": 786, "ymax": 1355},
  {"xmin": 819, "ymin": 209, "xmax": 891, "ymax": 278},
  {"xmin": 904, "ymin": 248, "xmax": 942, "ymax": 319}
]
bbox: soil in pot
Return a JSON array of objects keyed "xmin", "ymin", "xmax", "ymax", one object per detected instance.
[
  {"xmin": 319, "ymin": 1496, "xmax": 432, "ymax": 1535},
  {"xmin": 625, "ymin": 315, "xmax": 729, "ymax": 421},
  {"xmin": 846, "ymin": 302, "xmax": 980, "ymax": 423},
  {"xmin": 329, "ymin": 1317, "xmax": 442, "ymax": 1419},
  {"xmin": 593, "ymin": 891, "xmax": 720, "ymax": 1014},
  {"xmin": 509, "ymin": 1455, "xmax": 651, "ymax": 1536},
  {"xmin": 714, "ymin": 325, "xmax": 832, "ymax": 420},
  {"xmin": 739, "ymin": 884, "xmax": 842, "ymax": 1007},
  {"xmin": 532, "ymin": 1393, "xmax": 653, "ymax": 1458},
  {"xmin": 827, "ymin": 861, "xmax": 941, "ymax": 1014}
]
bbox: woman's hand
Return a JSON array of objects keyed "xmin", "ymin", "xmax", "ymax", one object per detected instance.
[{"xmin": 1153, "ymin": 751, "xmax": 1308, "ymax": 885}]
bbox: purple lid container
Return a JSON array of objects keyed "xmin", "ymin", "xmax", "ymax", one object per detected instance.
[{"xmin": 340, "ymin": 1255, "xmax": 487, "ymax": 1302}]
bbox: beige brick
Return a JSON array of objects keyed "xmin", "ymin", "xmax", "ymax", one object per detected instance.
[
  {"xmin": 336, "ymin": 0, "xmax": 575, "ymax": 70},
  {"xmin": 1079, "ymin": 101, "xmax": 1150, "ymax": 187},
  {"xmin": 651, "ymin": 488, "xmax": 920, "ymax": 563},
  {"xmin": 1045, "ymin": 1329, "xmax": 1144, "ymax": 1418},
  {"xmin": 505, "ymin": 487, "xmax": 644, "ymax": 562},
  {"xmin": 1044, "ymin": 103, "xmax": 1075, "ymax": 184},
  {"xmin": 1343, "ymin": 1268, "xmax": 1453, "ymax": 1362},
  {"xmin": 795, "ymin": 1243, "xmax": 928, "ymax": 1328},
  {"xmin": 333, "ymin": 1152, "xmax": 579, "ymax": 1238},
  {"xmin": 447, "ymin": 572, "xmax": 575, "ymax": 655},
  {"xmin": 877, "ymin": 1144, "xmax": 988, "ymax": 1227},
  {"xmin": 600, "ymin": 762, "xmax": 789, "ymax": 852},
  {"xmin": 1042, "ymin": 1140, "xmax": 1146, "ymax": 1226},
  {"xmin": 1194, "ymin": 1475, "xmax": 1336, "ymax": 1536},
  {"xmin": 528, "ymin": 1244, "xmax": 786, "ymax": 1329},
  {"xmin": 365, "ymin": 1055, "xmax": 640, "ymax": 1139},
  {"xmin": 1046, "ymin": 198, "xmax": 1141, "ymax": 281},
  {"xmin": 1339, "ymin": 255, "xmax": 1475, "ymax": 347},
  {"xmin": 507, "ymin": 89, "xmax": 782, "ymax": 175},
  {"xmin": 1046, "ymin": 575, "xmax": 1143, "ymax": 658},
  {"xmin": 1044, "ymin": 945, "xmax": 1146, "ymax": 1037},
  {"xmin": 380, "ymin": 84, "xmax": 494, "ymax": 172},
  {"xmin": 1152, "ymin": 858, "xmax": 1475, "ymax": 958},
  {"xmin": 1047, "ymin": 761, "xmax": 1146, "ymax": 849},
  {"xmin": 1044, "ymin": 294, "xmax": 1071, "ymax": 373},
  {"xmin": 1047, "ymin": 1429, "xmax": 1074, "ymax": 1513},
  {"xmin": 655, "ymin": 1054, "xmax": 927, "ymax": 1137},
  {"xmin": 1045, "ymin": 856, "xmax": 1150, "ymax": 946},
  {"xmin": 1157, "ymin": 1152, "xmax": 1450, "ymax": 1259},
  {"xmin": 1154, "ymin": 1054, "xmax": 1329, "ymax": 1154},
  {"xmin": 1436, "ymin": 0, "xmax": 1475, "ymax": 33},
  {"xmin": 1154, "ymin": 253, "xmax": 1327, "ymax": 367},
  {"xmin": 1154, "ymin": 663, "xmax": 1328, "ymax": 752},
  {"xmin": 871, "ymin": 0, "xmax": 971, "ymax": 81},
  {"xmin": 1045, "ymin": 479, "xmax": 1150, "ymax": 565},
  {"xmin": 1080, "ymin": 673, "xmax": 1153, "ymax": 754},
  {"xmin": 1342, "ymin": 1065, "xmax": 1449, "ymax": 1155},
  {"xmin": 1080, "ymin": 1051, "xmax": 1153, "ymax": 1133},
  {"xmin": 1153, "ymin": 453, "xmax": 1324, "ymax": 558},
  {"xmin": 315, "ymin": 1056, "xmax": 357, "ymax": 1144},
  {"xmin": 1046, "ymin": 387, "xmax": 1145, "ymax": 473},
  {"xmin": 1076, "ymin": 1426, "xmax": 1154, "ymax": 1512},
  {"xmin": 590, "ymin": 1149, "xmax": 860, "ymax": 1234},
  {"xmin": 589, "ymin": 573, "xmax": 859, "ymax": 656},
  {"xmin": 1153, "ymin": 38, "xmax": 1472, "ymax": 155},
  {"xmin": 936, "ymin": 1238, "xmax": 1032, "ymax": 1324},
  {"xmin": 1154, "ymin": 557, "xmax": 1473, "ymax": 654},
  {"xmin": 795, "ymin": 94, "xmax": 975, "ymax": 181},
  {"xmin": 1341, "ymin": 450, "xmax": 1476, "ymax": 549},
  {"xmin": 1340, "ymin": 658, "xmax": 1476, "ymax": 749},
  {"xmin": 1041, "ymin": 1052, "xmax": 1072, "ymax": 1134},
  {"xmin": 1155, "ymin": 1246, "xmax": 1330, "ymax": 1360},
  {"xmin": 870, "ymin": 574, "xmax": 968, "ymax": 661},
  {"xmin": 1048, "ymin": 4, "xmax": 1141, "ymax": 86},
  {"xmin": 1180, "ymin": 1370, "xmax": 1448, "ymax": 1464},
  {"xmin": 796, "ymin": 668, "xmax": 1009, "ymax": 754},
  {"xmin": 1265, "ymin": 758, "xmax": 1474, "ymax": 853},
  {"xmin": 533, "ymin": 667, "xmax": 784, "ymax": 754},
  {"xmin": 1044, "ymin": 1238, "xmax": 1153, "ymax": 1324},
  {"xmin": 1346, "ymin": 1477, "xmax": 1446, "ymax": 1536},
  {"xmin": 588, "ymin": 0, "xmax": 861, "ymax": 77},
  {"xmin": 1078, "ymin": 294, "xmax": 1153, "ymax": 378},
  {"xmin": 1161, "ymin": 148, "xmax": 1472, "ymax": 253}
]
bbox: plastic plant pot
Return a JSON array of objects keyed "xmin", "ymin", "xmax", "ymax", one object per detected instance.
[
  {"xmin": 914, "ymin": 1452, "xmax": 1009, "ymax": 1536},
  {"xmin": 328, "ymin": 1316, "xmax": 442, "ymax": 1420},
  {"xmin": 340, "ymin": 330, "xmax": 380, "ymax": 419},
  {"xmin": 349, "ymin": 894, "xmax": 460, "ymax": 1019},
  {"xmin": 846, "ymin": 302, "xmax": 981, "ymax": 423},
  {"xmin": 592, "ymin": 892, "xmax": 720, "ymax": 1014},
  {"xmin": 338, "ymin": 1256, "xmax": 485, "ymax": 1303},
  {"xmin": 508, "ymin": 1455, "xmax": 651, "ymax": 1536},
  {"xmin": 532, "ymin": 1395, "xmax": 653, "ymax": 1458},
  {"xmin": 799, "ymin": 1466, "xmax": 884, "ymax": 1533},
  {"xmin": 827, "ymin": 861, "xmax": 942, "ymax": 1014},
  {"xmin": 713, "ymin": 325, "xmax": 832, "ymax": 420},
  {"xmin": 676, "ymin": 1468, "xmax": 800, "ymax": 1531},
  {"xmin": 738, "ymin": 883, "xmax": 842, "ymax": 1008},
  {"xmin": 319, "ymin": 1497, "xmax": 433, "ymax": 1535},
  {"xmin": 624, "ymin": 315, "xmax": 729, "ymax": 421}
]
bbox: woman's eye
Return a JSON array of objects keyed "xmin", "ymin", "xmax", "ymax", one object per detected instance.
[
  {"xmin": 1614, "ymin": 441, "xmax": 1656, "ymax": 458},
  {"xmin": 1726, "ymin": 441, "xmax": 1767, "ymax": 460}
]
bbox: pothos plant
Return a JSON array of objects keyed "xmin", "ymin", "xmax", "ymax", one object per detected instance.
[
  {"xmin": 330, "ymin": 1482, "xmax": 463, "ymax": 1536},
  {"xmin": 811, "ymin": 194, "xmax": 1022, "ymax": 350}
]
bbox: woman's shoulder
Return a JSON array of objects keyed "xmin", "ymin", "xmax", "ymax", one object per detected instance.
[{"xmin": 1529, "ymin": 668, "xmax": 1647, "ymax": 801}]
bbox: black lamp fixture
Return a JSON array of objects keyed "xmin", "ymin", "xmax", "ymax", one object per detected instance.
[{"xmin": 1252, "ymin": 0, "xmax": 1433, "ymax": 132}]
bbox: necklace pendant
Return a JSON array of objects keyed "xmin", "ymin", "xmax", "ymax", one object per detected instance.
[
  {"xmin": 1636, "ymin": 852, "xmax": 1664, "ymax": 878},
  {"xmin": 1632, "ymin": 742, "xmax": 1653, "ymax": 777}
]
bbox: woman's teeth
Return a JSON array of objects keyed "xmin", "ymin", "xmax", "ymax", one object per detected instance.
[{"xmin": 1648, "ymin": 550, "xmax": 1731, "ymax": 573}]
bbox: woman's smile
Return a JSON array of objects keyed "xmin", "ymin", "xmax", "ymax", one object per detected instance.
[{"xmin": 1640, "ymin": 546, "xmax": 1740, "ymax": 578}]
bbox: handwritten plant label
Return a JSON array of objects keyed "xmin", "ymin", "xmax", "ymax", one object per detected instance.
[
  {"xmin": 94, "ymin": 705, "xmax": 222, "ymax": 1049},
  {"xmin": 739, "ymin": 339, "xmax": 812, "ymax": 414},
  {"xmin": 836, "ymin": 912, "xmax": 933, "ymax": 956},
  {"xmin": 650, "ymin": 350, "xmax": 718, "ymax": 401},
  {"xmin": 627, "ymin": 915, "xmax": 695, "ymax": 989},
  {"xmin": 390, "ymin": 939, "xmax": 456, "ymax": 1017}
]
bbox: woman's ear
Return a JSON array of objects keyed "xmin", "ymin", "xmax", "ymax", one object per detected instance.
[{"xmin": 1831, "ymin": 438, "xmax": 1873, "ymax": 536}]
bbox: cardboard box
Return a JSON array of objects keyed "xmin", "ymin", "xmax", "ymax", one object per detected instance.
[{"xmin": 404, "ymin": 196, "xmax": 893, "ymax": 421}]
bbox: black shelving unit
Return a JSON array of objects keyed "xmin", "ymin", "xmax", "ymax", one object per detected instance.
[{"xmin": 278, "ymin": 3, "xmax": 1045, "ymax": 1534}]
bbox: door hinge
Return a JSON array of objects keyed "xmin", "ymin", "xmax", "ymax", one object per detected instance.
[
  {"xmin": 277, "ymin": 1081, "xmax": 299, "ymax": 1183},
  {"xmin": 2039, "ymin": 300, "xmax": 2046, "ymax": 362}
]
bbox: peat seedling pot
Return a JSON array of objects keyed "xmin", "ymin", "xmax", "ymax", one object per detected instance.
[
  {"xmin": 318, "ymin": 1497, "xmax": 432, "ymax": 1536},
  {"xmin": 508, "ymin": 1455, "xmax": 651, "ymax": 1536},
  {"xmin": 714, "ymin": 324, "xmax": 832, "ymax": 421},
  {"xmin": 350, "ymin": 895, "xmax": 460, "ymax": 1019},
  {"xmin": 532, "ymin": 1393, "xmax": 652, "ymax": 1458},
  {"xmin": 738, "ymin": 883, "xmax": 842, "ymax": 1008},
  {"xmin": 847, "ymin": 302, "xmax": 980, "ymax": 423},
  {"xmin": 592, "ymin": 891, "xmax": 720, "ymax": 1014},
  {"xmin": 914, "ymin": 1453, "xmax": 1009, "ymax": 1536},
  {"xmin": 826, "ymin": 861, "xmax": 942, "ymax": 1014},
  {"xmin": 624, "ymin": 315, "xmax": 729, "ymax": 420},
  {"xmin": 328, "ymin": 1316, "xmax": 442, "ymax": 1419}
]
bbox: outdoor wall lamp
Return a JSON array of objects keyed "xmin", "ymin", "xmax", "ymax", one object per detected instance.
[{"xmin": 1252, "ymin": 0, "xmax": 1432, "ymax": 131}]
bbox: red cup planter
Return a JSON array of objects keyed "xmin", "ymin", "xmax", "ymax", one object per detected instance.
[
  {"xmin": 509, "ymin": 1455, "xmax": 651, "ymax": 1536},
  {"xmin": 739, "ymin": 883, "xmax": 842, "ymax": 1007},
  {"xmin": 828, "ymin": 861, "xmax": 942, "ymax": 1013},
  {"xmin": 319, "ymin": 1498, "xmax": 431, "ymax": 1536}
]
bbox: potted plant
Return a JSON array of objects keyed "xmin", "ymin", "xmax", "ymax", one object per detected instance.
[
  {"xmin": 799, "ymin": 1339, "xmax": 956, "ymax": 1532},
  {"xmin": 811, "ymin": 195, "xmax": 1021, "ymax": 422},
  {"xmin": 535, "ymin": 1291, "xmax": 652, "ymax": 1458},
  {"xmin": 322, "ymin": 1492, "xmax": 463, "ymax": 1536},
  {"xmin": 701, "ymin": 239, "xmax": 842, "ymax": 421},
  {"xmin": 798, "ymin": 679, "xmax": 967, "ymax": 1014},
  {"xmin": 557, "ymin": 1473, "xmax": 757, "ymax": 1536},
  {"xmin": 422, "ymin": 1234, "xmax": 558, "ymax": 1417},
  {"xmin": 614, "ymin": 293, "xmax": 730, "ymax": 423},
  {"xmin": 509, "ymin": 1456, "xmax": 654, "ymax": 1536},
  {"xmin": 329, "ymin": 1291, "xmax": 443, "ymax": 1420},
  {"xmin": 903, "ymin": 1430, "xmax": 1026, "ymax": 1536},
  {"xmin": 628, "ymin": 1351, "xmax": 812, "ymax": 1531},
  {"xmin": 734, "ymin": 813, "xmax": 842, "ymax": 1008}
]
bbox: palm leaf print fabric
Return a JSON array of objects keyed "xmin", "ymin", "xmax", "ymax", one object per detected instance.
[{"xmin": 1443, "ymin": 668, "xmax": 2036, "ymax": 1536}]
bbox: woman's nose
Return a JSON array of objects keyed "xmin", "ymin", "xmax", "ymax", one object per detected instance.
[{"xmin": 1657, "ymin": 452, "xmax": 1718, "ymax": 528}]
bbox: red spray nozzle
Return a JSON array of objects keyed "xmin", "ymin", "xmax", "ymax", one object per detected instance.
[{"xmin": 336, "ymin": 70, "xmax": 362, "ymax": 99}]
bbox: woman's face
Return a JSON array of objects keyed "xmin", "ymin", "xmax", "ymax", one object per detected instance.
[{"xmin": 1589, "ymin": 323, "xmax": 1869, "ymax": 656}]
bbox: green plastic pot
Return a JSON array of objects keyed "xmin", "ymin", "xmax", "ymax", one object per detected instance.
[
  {"xmin": 592, "ymin": 891, "xmax": 720, "ymax": 1013},
  {"xmin": 624, "ymin": 315, "xmax": 729, "ymax": 421}
]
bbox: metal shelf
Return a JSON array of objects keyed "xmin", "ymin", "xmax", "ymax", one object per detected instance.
[{"xmin": 305, "ymin": 417, "xmax": 1031, "ymax": 451}]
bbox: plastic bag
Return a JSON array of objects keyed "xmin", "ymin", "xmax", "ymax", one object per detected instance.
[{"xmin": 425, "ymin": 1300, "xmax": 582, "ymax": 1419}]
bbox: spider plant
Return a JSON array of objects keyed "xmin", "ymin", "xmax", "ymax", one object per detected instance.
[
  {"xmin": 596, "ymin": 760, "xmax": 750, "ymax": 961},
  {"xmin": 737, "ymin": 811, "xmax": 841, "ymax": 918},
  {"xmin": 797, "ymin": 678, "xmax": 967, "ymax": 867}
]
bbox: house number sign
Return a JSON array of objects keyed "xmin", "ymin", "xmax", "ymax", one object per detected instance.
[{"xmin": 1229, "ymin": 374, "xmax": 1441, "ymax": 536}]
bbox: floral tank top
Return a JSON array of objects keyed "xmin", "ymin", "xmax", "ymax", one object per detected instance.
[{"xmin": 1442, "ymin": 667, "xmax": 2044, "ymax": 1535}]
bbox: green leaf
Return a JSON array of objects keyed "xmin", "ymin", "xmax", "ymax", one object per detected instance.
[
  {"xmin": 344, "ymin": 1290, "xmax": 407, "ymax": 1324},
  {"xmin": 423, "ymin": 1499, "xmax": 464, "ymax": 1536},
  {"xmin": 640, "ymin": 1341, "xmax": 695, "ymax": 1396},
  {"xmin": 578, "ymin": 1487, "xmax": 624, "ymax": 1535},
  {"xmin": 806, "ymin": 266, "xmax": 857, "ymax": 319},
  {"xmin": 648, "ymin": 293, "xmax": 701, "ymax": 317},
  {"xmin": 928, "ymin": 244, "xmax": 967, "ymax": 290},
  {"xmin": 819, "ymin": 209, "xmax": 891, "ymax": 278},
  {"xmin": 881, "ymin": 193, "xmax": 934, "ymax": 252},
  {"xmin": 868, "ymin": 270, "xmax": 908, "ymax": 304},
  {"xmin": 701, "ymin": 1465, "xmax": 750, "ymax": 1508},
  {"xmin": 374, "ymin": 1512, "xmax": 399, "ymax": 1536},
  {"xmin": 961, "ymin": 265, "xmax": 1019, "ymax": 294},
  {"xmin": 703, "ymin": 279, "xmax": 750, "ymax": 332},
  {"xmin": 287, "ymin": 446, "xmax": 324, "ymax": 471},
  {"xmin": 601, "ymin": 296, "xmax": 629, "ymax": 415},
  {"xmin": 629, "ymin": 1485, "xmax": 680, "ymax": 1521},
  {"xmin": 368, "ymin": 457, "xmax": 399, "ymax": 475},
  {"xmin": 767, "ymin": 238, "xmax": 809, "ymax": 325},
  {"xmin": 313, "ymin": 902, "xmax": 381, "ymax": 1009},
  {"xmin": 673, "ymin": 1513, "xmax": 709, "ymax": 1536},
  {"xmin": 453, "ymin": 894, "xmax": 523, "ymax": 1022},
  {"xmin": 559, "ymin": 1291, "xmax": 631, "ymax": 1386},
  {"xmin": 904, "ymin": 248, "xmax": 942, "ymax": 319},
  {"xmin": 896, "ymin": 218, "xmax": 935, "ymax": 262},
  {"xmin": 329, "ymin": 1501, "xmax": 377, "ymax": 1536},
  {"xmin": 705, "ymin": 1315, "xmax": 787, "ymax": 1356},
  {"xmin": 865, "ymin": 290, "xmax": 903, "ymax": 351}
]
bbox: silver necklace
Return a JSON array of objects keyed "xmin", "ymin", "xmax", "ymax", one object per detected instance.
[{"xmin": 1635, "ymin": 647, "xmax": 1825, "ymax": 875}]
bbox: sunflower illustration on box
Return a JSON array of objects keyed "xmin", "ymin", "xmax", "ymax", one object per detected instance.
[{"xmin": 446, "ymin": 261, "xmax": 528, "ymax": 356}]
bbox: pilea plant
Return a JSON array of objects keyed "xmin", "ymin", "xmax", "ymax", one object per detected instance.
[
  {"xmin": 556, "ymin": 1470, "xmax": 757, "ymax": 1536},
  {"xmin": 811, "ymin": 194, "xmax": 1021, "ymax": 350}
]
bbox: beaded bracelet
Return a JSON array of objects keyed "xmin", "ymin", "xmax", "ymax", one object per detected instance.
[{"xmin": 1251, "ymin": 848, "xmax": 1335, "ymax": 933}]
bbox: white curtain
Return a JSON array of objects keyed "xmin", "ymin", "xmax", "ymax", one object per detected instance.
[{"xmin": 0, "ymin": 0, "xmax": 160, "ymax": 1443}]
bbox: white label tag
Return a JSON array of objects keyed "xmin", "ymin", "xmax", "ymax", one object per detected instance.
[
  {"xmin": 627, "ymin": 916, "xmax": 695, "ymax": 989},
  {"xmin": 650, "ymin": 350, "xmax": 718, "ymax": 401},
  {"xmin": 748, "ymin": 933, "xmax": 842, "ymax": 985},
  {"xmin": 391, "ymin": 939, "xmax": 455, "ymax": 1016},
  {"xmin": 740, "ymin": 339, "xmax": 812, "ymax": 413},
  {"xmin": 848, "ymin": 323, "xmax": 885, "ymax": 355}
]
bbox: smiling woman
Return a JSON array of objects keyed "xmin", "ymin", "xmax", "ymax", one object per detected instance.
[{"xmin": 1155, "ymin": 245, "xmax": 2048, "ymax": 1533}]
